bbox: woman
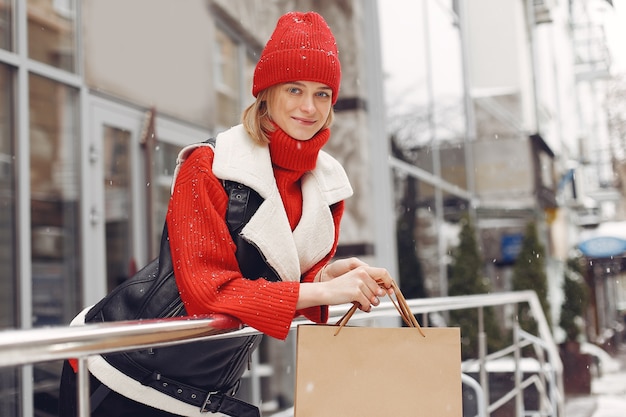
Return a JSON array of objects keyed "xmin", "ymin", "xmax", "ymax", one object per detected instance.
[
  {"xmin": 60, "ymin": 11, "xmax": 393, "ymax": 417},
  {"xmin": 168, "ymin": 11, "xmax": 393, "ymax": 342}
]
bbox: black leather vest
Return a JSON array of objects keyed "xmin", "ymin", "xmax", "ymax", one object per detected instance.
[{"xmin": 85, "ymin": 146, "xmax": 279, "ymax": 398}]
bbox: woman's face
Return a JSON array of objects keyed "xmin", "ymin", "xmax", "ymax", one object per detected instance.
[{"xmin": 267, "ymin": 81, "xmax": 333, "ymax": 140}]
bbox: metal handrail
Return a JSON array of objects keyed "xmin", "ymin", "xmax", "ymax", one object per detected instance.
[{"xmin": 0, "ymin": 290, "xmax": 564, "ymax": 417}]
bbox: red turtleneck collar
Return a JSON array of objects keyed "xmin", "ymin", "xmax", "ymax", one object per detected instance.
[
  {"xmin": 268, "ymin": 127, "xmax": 330, "ymax": 174},
  {"xmin": 267, "ymin": 126, "xmax": 330, "ymax": 230}
]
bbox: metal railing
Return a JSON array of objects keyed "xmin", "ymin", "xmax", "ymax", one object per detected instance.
[{"xmin": 0, "ymin": 290, "xmax": 563, "ymax": 417}]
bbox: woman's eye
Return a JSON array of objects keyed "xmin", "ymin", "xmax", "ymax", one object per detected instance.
[
  {"xmin": 316, "ymin": 91, "xmax": 330, "ymax": 98},
  {"xmin": 287, "ymin": 87, "xmax": 301, "ymax": 94}
]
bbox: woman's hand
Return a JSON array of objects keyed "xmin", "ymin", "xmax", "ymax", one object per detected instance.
[
  {"xmin": 317, "ymin": 257, "xmax": 367, "ymax": 283},
  {"xmin": 300, "ymin": 258, "xmax": 394, "ymax": 312}
]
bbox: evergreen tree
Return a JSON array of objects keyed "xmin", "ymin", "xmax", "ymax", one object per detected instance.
[
  {"xmin": 396, "ymin": 213, "xmax": 427, "ymax": 299},
  {"xmin": 448, "ymin": 215, "xmax": 503, "ymax": 358},
  {"xmin": 512, "ymin": 222, "xmax": 551, "ymax": 336},
  {"xmin": 448, "ymin": 216, "xmax": 488, "ymax": 295},
  {"xmin": 559, "ymin": 258, "xmax": 589, "ymax": 343},
  {"xmin": 392, "ymin": 136, "xmax": 427, "ymax": 300}
]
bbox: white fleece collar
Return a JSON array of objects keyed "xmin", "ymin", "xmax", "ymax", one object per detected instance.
[{"xmin": 211, "ymin": 124, "xmax": 353, "ymax": 281}]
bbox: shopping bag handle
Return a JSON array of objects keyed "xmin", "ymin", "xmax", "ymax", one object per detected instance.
[{"xmin": 334, "ymin": 281, "xmax": 425, "ymax": 337}]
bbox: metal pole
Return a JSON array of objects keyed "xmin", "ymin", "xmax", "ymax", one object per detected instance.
[
  {"xmin": 363, "ymin": 0, "xmax": 399, "ymax": 280},
  {"xmin": 513, "ymin": 320, "xmax": 524, "ymax": 416},
  {"xmin": 16, "ymin": 0, "xmax": 34, "ymax": 414},
  {"xmin": 422, "ymin": 0, "xmax": 448, "ymax": 297},
  {"xmin": 478, "ymin": 306, "xmax": 490, "ymax": 415},
  {"xmin": 456, "ymin": 0, "xmax": 478, "ymax": 220},
  {"xmin": 77, "ymin": 358, "xmax": 90, "ymax": 417}
]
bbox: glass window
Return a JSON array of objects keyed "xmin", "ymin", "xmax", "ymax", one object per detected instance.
[
  {"xmin": 0, "ymin": 0, "xmax": 13, "ymax": 51},
  {"xmin": 151, "ymin": 140, "xmax": 179, "ymax": 257},
  {"xmin": 0, "ymin": 63, "xmax": 15, "ymax": 328},
  {"xmin": 29, "ymin": 73, "xmax": 81, "ymax": 327},
  {"xmin": 214, "ymin": 26, "xmax": 255, "ymax": 128},
  {"xmin": 214, "ymin": 27, "xmax": 240, "ymax": 128},
  {"xmin": 0, "ymin": 62, "xmax": 17, "ymax": 417},
  {"xmin": 27, "ymin": 0, "xmax": 77, "ymax": 72},
  {"xmin": 440, "ymin": 142, "xmax": 468, "ymax": 191},
  {"xmin": 243, "ymin": 52, "xmax": 256, "ymax": 108},
  {"xmin": 0, "ymin": 369, "xmax": 18, "ymax": 417},
  {"xmin": 103, "ymin": 126, "xmax": 134, "ymax": 291},
  {"xmin": 30, "ymin": 73, "xmax": 81, "ymax": 417}
]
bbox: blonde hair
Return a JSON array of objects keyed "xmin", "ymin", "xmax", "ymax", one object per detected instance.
[{"xmin": 242, "ymin": 85, "xmax": 335, "ymax": 145}]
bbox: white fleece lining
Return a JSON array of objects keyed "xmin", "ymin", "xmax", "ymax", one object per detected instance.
[{"xmin": 71, "ymin": 307, "xmax": 229, "ymax": 417}]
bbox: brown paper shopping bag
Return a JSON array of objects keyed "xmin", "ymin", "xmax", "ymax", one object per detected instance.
[{"xmin": 294, "ymin": 283, "xmax": 462, "ymax": 417}]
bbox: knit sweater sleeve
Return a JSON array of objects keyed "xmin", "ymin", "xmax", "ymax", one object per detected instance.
[{"xmin": 166, "ymin": 148, "xmax": 300, "ymax": 340}]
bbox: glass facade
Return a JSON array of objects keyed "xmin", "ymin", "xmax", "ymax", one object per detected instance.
[
  {"xmin": 385, "ymin": 0, "xmax": 470, "ymax": 297},
  {"xmin": 0, "ymin": 61, "xmax": 17, "ymax": 417},
  {"xmin": 214, "ymin": 26, "xmax": 256, "ymax": 129},
  {"xmin": 103, "ymin": 126, "xmax": 134, "ymax": 292},
  {"xmin": 27, "ymin": 0, "xmax": 77, "ymax": 72},
  {"xmin": 0, "ymin": 1, "xmax": 82, "ymax": 415},
  {"xmin": 151, "ymin": 140, "xmax": 179, "ymax": 257},
  {"xmin": 30, "ymin": 73, "xmax": 81, "ymax": 327},
  {"xmin": 0, "ymin": 0, "xmax": 13, "ymax": 51},
  {"xmin": 0, "ymin": 64, "xmax": 15, "ymax": 328},
  {"xmin": 29, "ymin": 72, "xmax": 81, "ymax": 416}
]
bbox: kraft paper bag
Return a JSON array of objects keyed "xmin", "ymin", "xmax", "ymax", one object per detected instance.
[
  {"xmin": 294, "ymin": 283, "xmax": 461, "ymax": 417},
  {"xmin": 294, "ymin": 325, "xmax": 462, "ymax": 416}
]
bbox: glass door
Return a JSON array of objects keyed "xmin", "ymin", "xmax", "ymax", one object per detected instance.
[
  {"xmin": 85, "ymin": 99, "xmax": 146, "ymax": 304},
  {"xmin": 85, "ymin": 97, "xmax": 208, "ymax": 304}
]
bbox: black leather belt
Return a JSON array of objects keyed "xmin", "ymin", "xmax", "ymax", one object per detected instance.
[
  {"xmin": 89, "ymin": 358, "xmax": 261, "ymax": 416},
  {"xmin": 201, "ymin": 391, "xmax": 261, "ymax": 417},
  {"xmin": 142, "ymin": 371, "xmax": 260, "ymax": 416}
]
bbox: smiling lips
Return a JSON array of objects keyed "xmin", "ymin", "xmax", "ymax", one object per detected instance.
[{"xmin": 293, "ymin": 117, "xmax": 317, "ymax": 125}]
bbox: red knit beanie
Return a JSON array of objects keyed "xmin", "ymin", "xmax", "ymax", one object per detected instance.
[{"xmin": 252, "ymin": 11, "xmax": 341, "ymax": 104}]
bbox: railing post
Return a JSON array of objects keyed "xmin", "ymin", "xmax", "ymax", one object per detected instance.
[
  {"xmin": 478, "ymin": 306, "xmax": 490, "ymax": 416},
  {"xmin": 77, "ymin": 358, "xmax": 90, "ymax": 417},
  {"xmin": 535, "ymin": 343, "xmax": 547, "ymax": 415},
  {"xmin": 249, "ymin": 348, "xmax": 262, "ymax": 408},
  {"xmin": 513, "ymin": 320, "xmax": 523, "ymax": 417}
]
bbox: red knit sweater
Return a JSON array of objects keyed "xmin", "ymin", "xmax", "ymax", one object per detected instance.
[{"xmin": 166, "ymin": 127, "xmax": 344, "ymax": 340}]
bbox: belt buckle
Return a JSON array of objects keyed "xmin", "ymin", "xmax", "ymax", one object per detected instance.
[{"xmin": 200, "ymin": 391, "xmax": 221, "ymax": 413}]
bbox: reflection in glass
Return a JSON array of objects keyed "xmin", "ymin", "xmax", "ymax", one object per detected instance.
[
  {"xmin": 152, "ymin": 141, "xmax": 179, "ymax": 258},
  {"xmin": 0, "ymin": 64, "xmax": 15, "ymax": 328},
  {"xmin": 30, "ymin": 73, "xmax": 81, "ymax": 327},
  {"xmin": 440, "ymin": 142, "xmax": 468, "ymax": 191},
  {"xmin": 243, "ymin": 52, "xmax": 256, "ymax": 109},
  {"xmin": 0, "ymin": 368, "xmax": 18, "ymax": 417},
  {"xmin": 387, "ymin": 0, "xmax": 473, "ymax": 301},
  {"xmin": 27, "ymin": 0, "xmax": 77, "ymax": 72},
  {"xmin": 0, "ymin": 62, "xmax": 18, "ymax": 417},
  {"xmin": 0, "ymin": 0, "xmax": 13, "ymax": 51},
  {"xmin": 214, "ymin": 27, "xmax": 256, "ymax": 127},
  {"xmin": 29, "ymin": 72, "xmax": 81, "ymax": 416},
  {"xmin": 215, "ymin": 27, "xmax": 239, "ymax": 128},
  {"xmin": 103, "ymin": 126, "xmax": 133, "ymax": 292}
]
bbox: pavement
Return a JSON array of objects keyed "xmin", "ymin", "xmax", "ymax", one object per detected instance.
[{"xmin": 564, "ymin": 344, "xmax": 626, "ymax": 417}]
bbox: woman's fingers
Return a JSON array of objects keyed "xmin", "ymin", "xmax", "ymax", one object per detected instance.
[
  {"xmin": 320, "ymin": 262, "xmax": 397, "ymax": 311},
  {"xmin": 368, "ymin": 267, "xmax": 394, "ymax": 288},
  {"xmin": 351, "ymin": 267, "xmax": 390, "ymax": 310},
  {"xmin": 325, "ymin": 257, "xmax": 367, "ymax": 279}
]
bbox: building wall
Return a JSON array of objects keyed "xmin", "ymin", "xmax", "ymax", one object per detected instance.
[{"xmin": 83, "ymin": 0, "xmax": 217, "ymax": 128}]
